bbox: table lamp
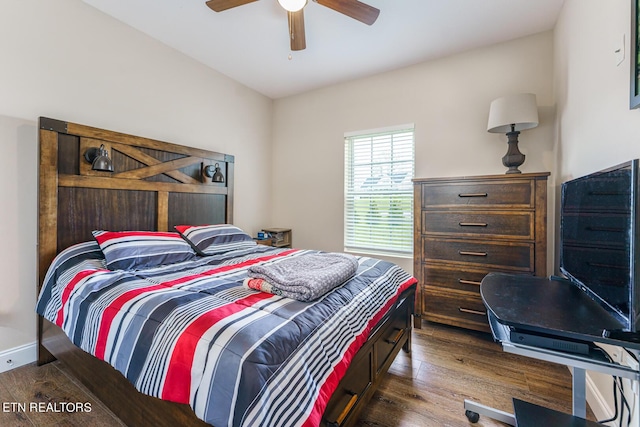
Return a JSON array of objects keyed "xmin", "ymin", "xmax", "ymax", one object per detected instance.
[{"xmin": 487, "ymin": 93, "xmax": 539, "ymax": 174}]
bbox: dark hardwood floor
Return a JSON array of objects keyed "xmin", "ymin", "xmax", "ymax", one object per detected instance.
[{"xmin": 0, "ymin": 322, "xmax": 594, "ymax": 426}]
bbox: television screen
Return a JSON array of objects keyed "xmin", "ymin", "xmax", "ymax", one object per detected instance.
[{"xmin": 560, "ymin": 160, "xmax": 639, "ymax": 331}]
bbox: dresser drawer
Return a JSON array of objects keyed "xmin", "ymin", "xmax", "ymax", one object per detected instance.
[
  {"xmin": 422, "ymin": 210, "xmax": 533, "ymax": 240},
  {"xmin": 422, "ymin": 264, "xmax": 520, "ymax": 293},
  {"xmin": 422, "ymin": 287, "xmax": 489, "ymax": 332},
  {"xmin": 421, "ymin": 180, "xmax": 533, "ymax": 209},
  {"xmin": 423, "ymin": 237, "xmax": 534, "ymax": 271}
]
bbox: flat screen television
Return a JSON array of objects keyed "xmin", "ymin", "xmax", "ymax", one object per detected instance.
[{"xmin": 560, "ymin": 159, "xmax": 640, "ymax": 332}]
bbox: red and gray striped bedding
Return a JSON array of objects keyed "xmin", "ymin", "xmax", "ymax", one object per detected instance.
[{"xmin": 36, "ymin": 242, "xmax": 416, "ymax": 427}]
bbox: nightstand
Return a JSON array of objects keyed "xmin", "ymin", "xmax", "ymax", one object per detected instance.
[{"xmin": 257, "ymin": 228, "xmax": 292, "ymax": 248}]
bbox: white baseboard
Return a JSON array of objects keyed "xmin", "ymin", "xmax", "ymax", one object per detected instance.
[
  {"xmin": 586, "ymin": 371, "xmax": 612, "ymax": 422},
  {"xmin": 0, "ymin": 342, "xmax": 37, "ymax": 374},
  {"xmin": 586, "ymin": 370, "xmax": 639, "ymax": 427}
]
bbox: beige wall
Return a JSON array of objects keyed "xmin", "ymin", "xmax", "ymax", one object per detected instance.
[
  {"xmin": 555, "ymin": 0, "xmax": 640, "ymax": 181},
  {"xmin": 0, "ymin": 116, "xmax": 38, "ymax": 351},
  {"xmin": 555, "ymin": 0, "xmax": 640, "ymax": 424},
  {"xmin": 272, "ymin": 31, "xmax": 556, "ymax": 273},
  {"xmin": 0, "ymin": 0, "xmax": 273, "ymax": 356}
]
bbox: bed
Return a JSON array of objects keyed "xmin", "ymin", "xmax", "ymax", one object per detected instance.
[{"xmin": 36, "ymin": 117, "xmax": 417, "ymax": 427}]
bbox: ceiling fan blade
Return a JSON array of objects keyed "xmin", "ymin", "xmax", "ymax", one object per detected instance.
[
  {"xmin": 205, "ymin": 0, "xmax": 258, "ymax": 12},
  {"xmin": 316, "ymin": 0, "xmax": 380, "ymax": 25},
  {"xmin": 288, "ymin": 10, "xmax": 306, "ymax": 51}
]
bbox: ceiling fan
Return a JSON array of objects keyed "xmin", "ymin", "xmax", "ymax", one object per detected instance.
[{"xmin": 205, "ymin": 0, "xmax": 380, "ymax": 51}]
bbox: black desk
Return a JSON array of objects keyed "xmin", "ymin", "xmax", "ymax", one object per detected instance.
[
  {"xmin": 463, "ymin": 273, "xmax": 640, "ymax": 425},
  {"xmin": 481, "ymin": 272, "xmax": 640, "ymax": 350}
]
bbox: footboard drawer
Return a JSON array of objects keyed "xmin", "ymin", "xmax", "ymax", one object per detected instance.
[
  {"xmin": 374, "ymin": 298, "xmax": 411, "ymax": 374},
  {"xmin": 323, "ymin": 344, "xmax": 373, "ymax": 427}
]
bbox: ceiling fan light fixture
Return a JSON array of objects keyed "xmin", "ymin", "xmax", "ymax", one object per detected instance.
[{"xmin": 278, "ymin": 0, "xmax": 307, "ymax": 12}]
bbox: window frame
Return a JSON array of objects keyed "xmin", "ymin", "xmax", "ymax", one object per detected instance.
[{"xmin": 343, "ymin": 124, "xmax": 415, "ymax": 258}]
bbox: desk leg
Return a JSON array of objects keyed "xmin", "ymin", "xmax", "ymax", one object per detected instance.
[
  {"xmin": 463, "ymin": 399, "xmax": 515, "ymax": 426},
  {"xmin": 572, "ymin": 367, "xmax": 586, "ymax": 418}
]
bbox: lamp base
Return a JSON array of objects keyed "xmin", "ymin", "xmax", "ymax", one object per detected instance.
[{"xmin": 502, "ymin": 131, "xmax": 525, "ymax": 174}]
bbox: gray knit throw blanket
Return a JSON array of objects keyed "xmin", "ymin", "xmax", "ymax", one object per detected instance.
[{"xmin": 245, "ymin": 252, "xmax": 359, "ymax": 302}]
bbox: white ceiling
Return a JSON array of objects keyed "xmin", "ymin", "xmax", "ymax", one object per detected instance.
[{"xmin": 82, "ymin": 0, "xmax": 565, "ymax": 99}]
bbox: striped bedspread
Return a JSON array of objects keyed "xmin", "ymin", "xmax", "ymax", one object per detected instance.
[{"xmin": 36, "ymin": 242, "xmax": 416, "ymax": 427}]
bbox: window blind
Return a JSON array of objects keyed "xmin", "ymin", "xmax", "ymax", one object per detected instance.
[{"xmin": 344, "ymin": 126, "xmax": 414, "ymax": 257}]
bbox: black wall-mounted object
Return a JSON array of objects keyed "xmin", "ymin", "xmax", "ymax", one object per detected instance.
[
  {"xmin": 84, "ymin": 144, "xmax": 114, "ymax": 172},
  {"xmin": 560, "ymin": 159, "xmax": 640, "ymax": 332}
]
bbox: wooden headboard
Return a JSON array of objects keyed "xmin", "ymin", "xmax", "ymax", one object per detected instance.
[{"xmin": 37, "ymin": 115, "xmax": 234, "ymax": 298}]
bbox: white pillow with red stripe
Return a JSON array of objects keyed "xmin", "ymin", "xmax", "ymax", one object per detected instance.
[
  {"xmin": 92, "ymin": 230, "xmax": 196, "ymax": 270},
  {"xmin": 175, "ymin": 224, "xmax": 256, "ymax": 256}
]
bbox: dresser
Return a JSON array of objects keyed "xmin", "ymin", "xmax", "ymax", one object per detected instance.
[{"xmin": 413, "ymin": 172, "xmax": 549, "ymax": 332}]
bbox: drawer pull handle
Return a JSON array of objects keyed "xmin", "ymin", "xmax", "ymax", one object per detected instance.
[
  {"xmin": 459, "ymin": 307, "xmax": 486, "ymax": 316},
  {"xmin": 329, "ymin": 393, "xmax": 359, "ymax": 427},
  {"xmin": 458, "ymin": 193, "xmax": 488, "ymax": 198},
  {"xmin": 458, "ymin": 251, "xmax": 487, "ymax": 257},
  {"xmin": 459, "ymin": 279, "xmax": 482, "ymax": 286},
  {"xmin": 459, "ymin": 222, "xmax": 488, "ymax": 227},
  {"xmin": 385, "ymin": 328, "xmax": 404, "ymax": 345}
]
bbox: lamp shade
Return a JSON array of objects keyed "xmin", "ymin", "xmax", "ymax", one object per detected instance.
[
  {"xmin": 278, "ymin": 0, "xmax": 306, "ymax": 12},
  {"xmin": 487, "ymin": 93, "xmax": 539, "ymax": 133}
]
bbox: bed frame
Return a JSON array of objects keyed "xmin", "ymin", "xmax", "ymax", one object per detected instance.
[{"xmin": 36, "ymin": 117, "xmax": 415, "ymax": 427}]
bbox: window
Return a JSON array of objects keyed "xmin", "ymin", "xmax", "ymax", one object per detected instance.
[{"xmin": 344, "ymin": 125, "xmax": 415, "ymax": 257}]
